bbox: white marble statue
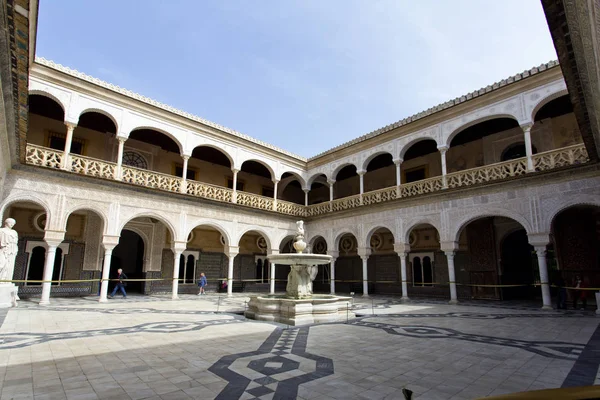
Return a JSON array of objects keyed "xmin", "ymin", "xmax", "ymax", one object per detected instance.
[
  {"xmin": 296, "ymin": 220, "xmax": 304, "ymax": 237},
  {"xmin": 0, "ymin": 218, "xmax": 18, "ymax": 285}
]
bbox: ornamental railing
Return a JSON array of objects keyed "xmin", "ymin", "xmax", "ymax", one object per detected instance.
[
  {"xmin": 533, "ymin": 144, "xmax": 590, "ymax": 171},
  {"xmin": 446, "ymin": 158, "xmax": 527, "ymax": 188},
  {"xmin": 70, "ymin": 154, "xmax": 116, "ymax": 179},
  {"xmin": 25, "ymin": 143, "xmax": 590, "ymax": 218},
  {"xmin": 236, "ymin": 191, "xmax": 274, "ymax": 211},
  {"xmin": 122, "ymin": 165, "xmax": 182, "ymax": 193}
]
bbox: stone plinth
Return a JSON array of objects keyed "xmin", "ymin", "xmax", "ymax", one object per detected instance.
[
  {"xmin": 245, "ymin": 295, "xmax": 354, "ymax": 326},
  {"xmin": 0, "ymin": 284, "xmax": 18, "ymax": 308}
]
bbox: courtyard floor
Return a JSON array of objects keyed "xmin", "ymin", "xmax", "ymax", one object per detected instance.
[{"xmin": 0, "ymin": 294, "xmax": 599, "ymax": 400}]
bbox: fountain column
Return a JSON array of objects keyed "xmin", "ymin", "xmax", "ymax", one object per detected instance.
[{"xmin": 357, "ymin": 247, "xmax": 371, "ymax": 296}]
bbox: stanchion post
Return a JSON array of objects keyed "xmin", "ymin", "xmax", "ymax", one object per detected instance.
[{"xmin": 217, "ymin": 296, "xmax": 221, "ymax": 313}]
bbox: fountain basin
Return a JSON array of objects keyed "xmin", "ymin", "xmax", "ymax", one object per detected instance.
[{"xmin": 245, "ymin": 294, "xmax": 354, "ymax": 326}]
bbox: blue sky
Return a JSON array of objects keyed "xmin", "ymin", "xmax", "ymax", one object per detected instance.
[{"xmin": 36, "ymin": 1, "xmax": 557, "ymax": 158}]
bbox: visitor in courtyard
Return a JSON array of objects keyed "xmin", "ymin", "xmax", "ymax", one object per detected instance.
[
  {"xmin": 556, "ymin": 275, "xmax": 567, "ymax": 309},
  {"xmin": 220, "ymin": 280, "xmax": 228, "ymax": 292},
  {"xmin": 109, "ymin": 268, "xmax": 127, "ymax": 298},
  {"xmin": 198, "ymin": 272, "xmax": 207, "ymax": 295},
  {"xmin": 573, "ymin": 275, "xmax": 587, "ymax": 310}
]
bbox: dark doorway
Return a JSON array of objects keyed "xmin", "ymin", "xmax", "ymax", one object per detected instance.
[
  {"xmin": 501, "ymin": 229, "xmax": 536, "ymax": 300},
  {"xmin": 111, "ymin": 230, "xmax": 145, "ymax": 293},
  {"xmin": 27, "ymin": 246, "xmax": 46, "ymax": 284}
]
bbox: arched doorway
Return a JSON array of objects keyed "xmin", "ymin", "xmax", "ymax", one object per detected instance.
[
  {"xmin": 500, "ymin": 229, "xmax": 536, "ymax": 300},
  {"xmin": 405, "ymin": 223, "xmax": 443, "ymax": 298},
  {"xmin": 110, "ymin": 230, "xmax": 145, "ymax": 293}
]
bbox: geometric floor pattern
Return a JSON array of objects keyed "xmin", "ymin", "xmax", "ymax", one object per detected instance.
[{"xmin": 1, "ymin": 294, "xmax": 600, "ymax": 399}]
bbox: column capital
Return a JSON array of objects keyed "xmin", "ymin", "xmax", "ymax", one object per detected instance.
[
  {"xmin": 440, "ymin": 241, "xmax": 459, "ymax": 252},
  {"xmin": 393, "ymin": 158, "xmax": 403, "ymax": 165},
  {"xmin": 327, "ymin": 250, "xmax": 339, "ymax": 259},
  {"xmin": 393, "ymin": 242, "xmax": 410, "ymax": 254},
  {"xmin": 520, "ymin": 122, "xmax": 533, "ymax": 131},
  {"xmin": 357, "ymin": 247, "xmax": 371, "ymax": 258},
  {"xmin": 171, "ymin": 241, "xmax": 187, "ymax": 254},
  {"xmin": 231, "ymin": 168, "xmax": 240, "ymax": 174},
  {"xmin": 65, "ymin": 121, "xmax": 77, "ymax": 130},
  {"xmin": 303, "ymin": 188, "xmax": 310, "ymax": 194},
  {"xmin": 357, "ymin": 169, "xmax": 367, "ymax": 176},
  {"xmin": 181, "ymin": 154, "xmax": 191, "ymax": 161},
  {"xmin": 43, "ymin": 230, "xmax": 65, "ymax": 246},
  {"xmin": 527, "ymin": 233, "xmax": 550, "ymax": 248},
  {"xmin": 226, "ymin": 246, "xmax": 240, "ymax": 258},
  {"xmin": 444, "ymin": 251, "xmax": 456, "ymax": 259},
  {"xmin": 437, "ymin": 145, "xmax": 449, "ymax": 153},
  {"xmin": 273, "ymin": 178, "xmax": 280, "ymax": 184},
  {"xmin": 327, "ymin": 179, "xmax": 336, "ymax": 186},
  {"xmin": 102, "ymin": 235, "xmax": 120, "ymax": 249},
  {"xmin": 534, "ymin": 246, "xmax": 547, "ymax": 255},
  {"xmin": 116, "ymin": 135, "xmax": 128, "ymax": 143}
]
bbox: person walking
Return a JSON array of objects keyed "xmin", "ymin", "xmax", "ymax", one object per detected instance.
[
  {"xmin": 198, "ymin": 272, "xmax": 207, "ymax": 295},
  {"xmin": 109, "ymin": 268, "xmax": 127, "ymax": 298}
]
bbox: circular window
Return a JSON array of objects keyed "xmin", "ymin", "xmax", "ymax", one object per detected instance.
[
  {"xmin": 409, "ymin": 231, "xmax": 418, "ymax": 247},
  {"xmin": 340, "ymin": 236, "xmax": 355, "ymax": 253},
  {"xmin": 34, "ymin": 213, "xmax": 47, "ymax": 232},
  {"xmin": 187, "ymin": 230, "xmax": 195, "ymax": 243},
  {"xmin": 370, "ymin": 233, "xmax": 383, "ymax": 250},
  {"xmin": 257, "ymin": 237, "xmax": 267, "ymax": 252},
  {"xmin": 314, "ymin": 239, "xmax": 327, "ymax": 254},
  {"xmin": 122, "ymin": 151, "xmax": 148, "ymax": 169}
]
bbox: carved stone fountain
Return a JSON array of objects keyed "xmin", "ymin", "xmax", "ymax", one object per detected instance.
[{"xmin": 245, "ymin": 221, "xmax": 354, "ymax": 326}]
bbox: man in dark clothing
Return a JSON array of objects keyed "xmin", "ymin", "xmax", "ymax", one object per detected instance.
[{"xmin": 109, "ymin": 268, "xmax": 127, "ymax": 298}]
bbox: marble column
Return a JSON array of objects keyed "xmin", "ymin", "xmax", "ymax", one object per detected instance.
[
  {"xmin": 270, "ymin": 262, "xmax": 276, "ymax": 294},
  {"xmin": 62, "ymin": 122, "xmax": 77, "ymax": 170},
  {"xmin": 227, "ymin": 248, "xmax": 239, "ymax": 296},
  {"xmin": 328, "ymin": 179, "xmax": 335, "ymax": 211},
  {"xmin": 172, "ymin": 251, "xmax": 182, "ymax": 300},
  {"xmin": 358, "ymin": 170, "xmax": 366, "ymax": 204},
  {"xmin": 439, "ymin": 146, "xmax": 448, "ymax": 188},
  {"xmin": 180, "ymin": 155, "xmax": 190, "ymax": 193},
  {"xmin": 522, "ymin": 123, "xmax": 535, "ymax": 172},
  {"xmin": 231, "ymin": 168, "xmax": 239, "ymax": 203},
  {"xmin": 358, "ymin": 248, "xmax": 371, "ymax": 296},
  {"xmin": 330, "ymin": 258, "xmax": 336, "ymax": 294},
  {"xmin": 115, "ymin": 137, "xmax": 126, "ymax": 180},
  {"xmin": 272, "ymin": 179, "xmax": 279, "ymax": 211},
  {"xmin": 303, "ymin": 189, "xmax": 310, "ymax": 206},
  {"xmin": 445, "ymin": 251, "xmax": 458, "ymax": 304},
  {"xmin": 535, "ymin": 246, "xmax": 552, "ymax": 309},
  {"xmin": 394, "ymin": 158, "xmax": 402, "ymax": 197},
  {"xmin": 99, "ymin": 245, "xmax": 115, "ymax": 302},
  {"xmin": 39, "ymin": 240, "xmax": 62, "ymax": 306},
  {"xmin": 399, "ymin": 252, "xmax": 409, "ymax": 300}
]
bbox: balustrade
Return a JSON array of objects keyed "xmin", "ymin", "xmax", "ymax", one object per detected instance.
[
  {"xmin": 533, "ymin": 144, "xmax": 589, "ymax": 171},
  {"xmin": 25, "ymin": 143, "xmax": 590, "ymax": 217}
]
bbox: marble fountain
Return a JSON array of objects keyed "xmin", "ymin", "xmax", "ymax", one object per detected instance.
[{"xmin": 245, "ymin": 221, "xmax": 354, "ymax": 326}]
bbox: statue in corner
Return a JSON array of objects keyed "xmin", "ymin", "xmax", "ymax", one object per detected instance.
[{"xmin": 0, "ymin": 218, "xmax": 18, "ymax": 285}]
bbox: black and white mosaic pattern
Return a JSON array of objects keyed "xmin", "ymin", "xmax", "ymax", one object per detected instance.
[
  {"xmin": 353, "ymin": 311, "xmax": 590, "ymax": 319},
  {"xmin": 0, "ymin": 319, "xmax": 242, "ymax": 350},
  {"xmin": 209, "ymin": 327, "xmax": 334, "ymax": 399},
  {"xmin": 351, "ymin": 319, "xmax": 585, "ymax": 360}
]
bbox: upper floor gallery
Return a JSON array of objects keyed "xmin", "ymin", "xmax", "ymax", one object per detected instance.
[{"xmin": 24, "ymin": 58, "xmax": 590, "ymax": 217}]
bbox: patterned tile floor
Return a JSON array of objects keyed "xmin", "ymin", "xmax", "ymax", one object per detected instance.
[{"xmin": 0, "ymin": 294, "xmax": 599, "ymax": 399}]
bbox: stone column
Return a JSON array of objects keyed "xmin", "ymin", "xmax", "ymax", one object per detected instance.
[
  {"xmin": 115, "ymin": 136, "xmax": 126, "ymax": 180},
  {"xmin": 180, "ymin": 155, "xmax": 190, "ymax": 193},
  {"xmin": 231, "ymin": 168, "xmax": 239, "ymax": 203},
  {"xmin": 226, "ymin": 246, "xmax": 239, "ymax": 296},
  {"xmin": 328, "ymin": 251, "xmax": 339, "ymax": 294},
  {"xmin": 328, "ymin": 179, "xmax": 335, "ymax": 211},
  {"xmin": 272, "ymin": 179, "xmax": 279, "ymax": 211},
  {"xmin": 358, "ymin": 170, "xmax": 366, "ymax": 204},
  {"xmin": 270, "ymin": 263, "xmax": 276, "ymax": 294},
  {"xmin": 171, "ymin": 241, "xmax": 187, "ymax": 300},
  {"xmin": 445, "ymin": 251, "xmax": 458, "ymax": 304},
  {"xmin": 438, "ymin": 146, "xmax": 448, "ymax": 188},
  {"xmin": 357, "ymin": 248, "xmax": 371, "ymax": 296},
  {"xmin": 99, "ymin": 236, "xmax": 119, "ymax": 302},
  {"xmin": 399, "ymin": 252, "xmax": 409, "ymax": 300},
  {"xmin": 39, "ymin": 232, "xmax": 64, "ymax": 305},
  {"xmin": 62, "ymin": 122, "xmax": 77, "ymax": 170},
  {"xmin": 521, "ymin": 123, "xmax": 535, "ymax": 172},
  {"xmin": 303, "ymin": 189, "xmax": 310, "ymax": 206},
  {"xmin": 394, "ymin": 158, "xmax": 402, "ymax": 197},
  {"xmin": 535, "ymin": 246, "xmax": 552, "ymax": 309}
]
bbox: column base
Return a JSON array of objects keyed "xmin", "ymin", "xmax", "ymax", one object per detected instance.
[
  {"xmin": 401, "ymin": 296, "xmax": 409, "ymax": 301},
  {"xmin": 98, "ymin": 297, "xmax": 108, "ymax": 303},
  {"xmin": 362, "ymin": 294, "xmax": 370, "ymax": 298},
  {"xmin": 171, "ymin": 295, "xmax": 179, "ymax": 300},
  {"xmin": 39, "ymin": 299, "xmax": 50, "ymax": 306},
  {"xmin": 448, "ymin": 299, "xmax": 459, "ymax": 305},
  {"xmin": 541, "ymin": 305, "xmax": 553, "ymax": 310}
]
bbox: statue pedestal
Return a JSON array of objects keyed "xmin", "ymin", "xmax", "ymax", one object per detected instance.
[{"xmin": 0, "ymin": 284, "xmax": 18, "ymax": 308}]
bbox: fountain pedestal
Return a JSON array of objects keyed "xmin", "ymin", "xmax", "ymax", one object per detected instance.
[{"xmin": 244, "ymin": 243, "xmax": 354, "ymax": 326}]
